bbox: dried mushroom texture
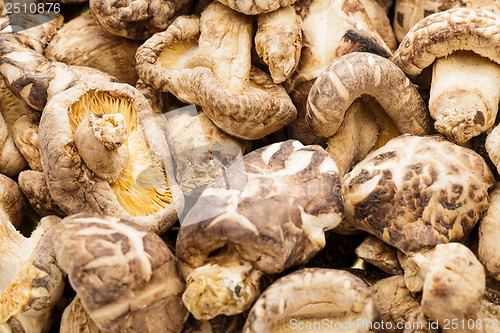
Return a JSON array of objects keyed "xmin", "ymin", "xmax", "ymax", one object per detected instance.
[
  {"xmin": 0, "ymin": 15, "xmax": 115, "ymax": 111},
  {"xmin": 479, "ymin": 182, "xmax": 500, "ymax": 281},
  {"xmin": 90, "ymin": 0, "xmax": 192, "ymax": 40},
  {"xmin": 343, "ymin": 135, "xmax": 494, "ymax": 254},
  {"xmin": 38, "ymin": 81, "xmax": 183, "ymax": 234},
  {"xmin": 243, "ymin": 268, "xmax": 379, "ymax": 333},
  {"xmin": 306, "ymin": 52, "xmax": 432, "ymax": 175},
  {"xmin": 355, "ymin": 235, "xmax": 403, "ymax": 275},
  {"xmin": 162, "ymin": 106, "xmax": 250, "ymax": 197},
  {"xmin": 358, "ymin": 0, "xmax": 397, "ymax": 52},
  {"xmin": 136, "ymin": 2, "xmax": 297, "ymax": 140},
  {"xmin": 392, "ymin": 8, "xmax": 500, "ymax": 144},
  {"xmin": 44, "ymin": 14, "xmax": 142, "ymax": 85},
  {"xmin": 12, "ymin": 112, "xmax": 41, "ymax": 172},
  {"xmin": 60, "ymin": 297, "xmax": 102, "ymax": 333},
  {"xmin": 286, "ymin": 0, "xmax": 392, "ymax": 145},
  {"xmin": 254, "ymin": 5, "xmax": 302, "ymax": 84},
  {"xmin": 0, "ymin": 214, "xmax": 65, "ymax": 333},
  {"xmin": 54, "ymin": 213, "xmax": 188, "ymax": 333},
  {"xmin": 182, "ymin": 314, "xmax": 245, "ymax": 333},
  {"xmin": 0, "ymin": 173, "xmax": 25, "ymax": 228},
  {"xmin": 393, "ymin": 0, "xmax": 500, "ymax": 43},
  {"xmin": 176, "ymin": 140, "xmax": 344, "ymax": 319},
  {"xmin": 216, "ymin": 0, "xmax": 297, "ymax": 14},
  {"xmin": 18, "ymin": 170, "xmax": 64, "ymax": 217}
]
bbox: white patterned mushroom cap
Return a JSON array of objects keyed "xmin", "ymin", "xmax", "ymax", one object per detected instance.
[{"xmin": 344, "ymin": 134, "xmax": 494, "ymax": 253}]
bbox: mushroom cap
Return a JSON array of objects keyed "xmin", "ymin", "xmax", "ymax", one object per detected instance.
[
  {"xmin": 242, "ymin": 268, "xmax": 379, "ymax": 333},
  {"xmin": 478, "ymin": 182, "xmax": 500, "ymax": 281},
  {"xmin": 0, "ymin": 172, "xmax": 25, "ymax": 228},
  {"xmin": 39, "ymin": 81, "xmax": 184, "ymax": 234},
  {"xmin": 307, "ymin": 52, "xmax": 432, "ymax": 138},
  {"xmin": 18, "ymin": 170, "xmax": 64, "ymax": 217},
  {"xmin": 136, "ymin": 12, "xmax": 297, "ymax": 140},
  {"xmin": 392, "ymin": 8, "xmax": 500, "ymax": 77},
  {"xmin": 344, "ymin": 134, "xmax": 494, "ymax": 253},
  {"xmin": 216, "ymin": 0, "xmax": 297, "ymax": 14},
  {"xmin": 176, "ymin": 140, "xmax": 345, "ymax": 276},
  {"xmin": 89, "ymin": 0, "xmax": 192, "ymax": 40},
  {"xmin": 54, "ymin": 213, "xmax": 188, "ymax": 333},
  {"xmin": 12, "ymin": 113, "xmax": 42, "ymax": 172}
]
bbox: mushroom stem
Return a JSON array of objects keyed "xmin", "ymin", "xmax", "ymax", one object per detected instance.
[
  {"xmin": 74, "ymin": 113, "xmax": 128, "ymax": 181},
  {"xmin": 429, "ymin": 51, "xmax": 500, "ymax": 144}
]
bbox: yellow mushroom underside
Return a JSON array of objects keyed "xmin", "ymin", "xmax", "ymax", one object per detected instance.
[
  {"xmin": 68, "ymin": 91, "xmax": 172, "ymax": 217},
  {"xmin": 158, "ymin": 39, "xmax": 199, "ymax": 69}
]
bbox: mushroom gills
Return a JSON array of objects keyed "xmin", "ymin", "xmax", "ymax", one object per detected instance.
[
  {"xmin": 68, "ymin": 90, "xmax": 172, "ymax": 217},
  {"xmin": 158, "ymin": 38, "xmax": 199, "ymax": 68},
  {"xmin": 429, "ymin": 50, "xmax": 500, "ymax": 144}
]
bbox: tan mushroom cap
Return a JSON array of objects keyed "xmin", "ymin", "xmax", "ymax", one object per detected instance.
[
  {"xmin": 136, "ymin": 3, "xmax": 297, "ymax": 140},
  {"xmin": 39, "ymin": 81, "xmax": 183, "ymax": 234},
  {"xmin": 90, "ymin": 0, "xmax": 192, "ymax": 40},
  {"xmin": 344, "ymin": 135, "xmax": 494, "ymax": 254},
  {"xmin": 243, "ymin": 268, "xmax": 379, "ymax": 333},
  {"xmin": 216, "ymin": 0, "xmax": 297, "ymax": 14},
  {"xmin": 54, "ymin": 213, "xmax": 188, "ymax": 333},
  {"xmin": 307, "ymin": 52, "xmax": 432, "ymax": 139},
  {"xmin": 392, "ymin": 8, "xmax": 500, "ymax": 77}
]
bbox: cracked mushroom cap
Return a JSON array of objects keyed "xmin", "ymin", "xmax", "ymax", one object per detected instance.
[
  {"xmin": 54, "ymin": 213, "xmax": 188, "ymax": 333},
  {"xmin": 90, "ymin": 0, "xmax": 192, "ymax": 40},
  {"xmin": 176, "ymin": 140, "xmax": 345, "ymax": 319},
  {"xmin": 243, "ymin": 268, "xmax": 379, "ymax": 333},
  {"xmin": 343, "ymin": 135, "xmax": 494, "ymax": 254},
  {"xmin": 136, "ymin": 2, "xmax": 297, "ymax": 140},
  {"xmin": 38, "ymin": 81, "xmax": 183, "ymax": 234},
  {"xmin": 0, "ymin": 214, "xmax": 65, "ymax": 333}
]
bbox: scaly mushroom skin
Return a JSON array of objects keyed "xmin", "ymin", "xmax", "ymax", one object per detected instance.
[
  {"xmin": 177, "ymin": 140, "xmax": 345, "ymax": 320},
  {"xmin": 343, "ymin": 135, "xmax": 494, "ymax": 254},
  {"xmin": 243, "ymin": 268, "xmax": 379, "ymax": 333},
  {"xmin": 392, "ymin": 8, "xmax": 500, "ymax": 144},
  {"xmin": 39, "ymin": 81, "xmax": 184, "ymax": 234},
  {"xmin": 0, "ymin": 214, "xmax": 65, "ymax": 333},
  {"xmin": 478, "ymin": 183, "xmax": 500, "ymax": 281},
  {"xmin": 136, "ymin": 3, "xmax": 297, "ymax": 140},
  {"xmin": 306, "ymin": 52, "xmax": 432, "ymax": 174},
  {"xmin": 54, "ymin": 213, "xmax": 188, "ymax": 333}
]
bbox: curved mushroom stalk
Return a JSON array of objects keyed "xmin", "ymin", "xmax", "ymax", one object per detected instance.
[
  {"xmin": 18, "ymin": 170, "xmax": 64, "ymax": 217},
  {"xmin": 355, "ymin": 235, "xmax": 403, "ymax": 275},
  {"xmin": 39, "ymin": 81, "xmax": 184, "ymax": 234},
  {"xmin": 478, "ymin": 182, "xmax": 500, "ymax": 281},
  {"xmin": 242, "ymin": 268, "xmax": 379, "ymax": 333},
  {"xmin": 13, "ymin": 112, "xmax": 42, "ymax": 172},
  {"xmin": 392, "ymin": 8, "xmax": 500, "ymax": 144},
  {"xmin": 0, "ymin": 214, "xmax": 64, "ymax": 333},
  {"xmin": 343, "ymin": 135, "xmax": 494, "ymax": 254},
  {"xmin": 177, "ymin": 140, "xmax": 345, "ymax": 320},
  {"xmin": 136, "ymin": 2, "xmax": 297, "ymax": 140},
  {"xmin": 54, "ymin": 213, "xmax": 189, "ymax": 333},
  {"xmin": 255, "ymin": 5, "xmax": 302, "ymax": 84},
  {"xmin": 307, "ymin": 52, "xmax": 432, "ymax": 175}
]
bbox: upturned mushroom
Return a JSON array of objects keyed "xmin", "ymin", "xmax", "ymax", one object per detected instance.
[
  {"xmin": 243, "ymin": 268, "xmax": 379, "ymax": 332},
  {"xmin": 343, "ymin": 135, "xmax": 494, "ymax": 253},
  {"xmin": 306, "ymin": 52, "xmax": 432, "ymax": 174},
  {"xmin": 136, "ymin": 2, "xmax": 297, "ymax": 140},
  {"xmin": 392, "ymin": 8, "xmax": 500, "ymax": 144},
  {"xmin": 38, "ymin": 81, "xmax": 184, "ymax": 234},
  {"xmin": 176, "ymin": 140, "xmax": 345, "ymax": 320},
  {"xmin": 0, "ymin": 210, "xmax": 65, "ymax": 333},
  {"xmin": 54, "ymin": 213, "xmax": 189, "ymax": 333}
]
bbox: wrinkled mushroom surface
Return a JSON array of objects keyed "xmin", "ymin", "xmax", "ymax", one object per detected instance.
[
  {"xmin": 12, "ymin": 112, "xmax": 41, "ymax": 172},
  {"xmin": 60, "ymin": 297, "xmax": 102, "ymax": 333},
  {"xmin": 344, "ymin": 135, "xmax": 494, "ymax": 253},
  {"xmin": 217, "ymin": 0, "xmax": 297, "ymax": 14},
  {"xmin": 479, "ymin": 182, "xmax": 500, "ymax": 281},
  {"xmin": 39, "ymin": 81, "xmax": 183, "ymax": 234},
  {"xmin": 18, "ymin": 170, "xmax": 64, "ymax": 217}
]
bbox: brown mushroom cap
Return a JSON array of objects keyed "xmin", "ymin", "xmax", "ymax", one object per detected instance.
[
  {"xmin": 38, "ymin": 81, "xmax": 183, "ymax": 234},
  {"xmin": 243, "ymin": 268, "xmax": 379, "ymax": 333},
  {"xmin": 307, "ymin": 52, "xmax": 432, "ymax": 139},
  {"xmin": 90, "ymin": 0, "xmax": 192, "ymax": 40},
  {"xmin": 54, "ymin": 213, "xmax": 188, "ymax": 333},
  {"xmin": 344, "ymin": 134, "xmax": 494, "ymax": 254},
  {"xmin": 135, "ymin": 4, "xmax": 297, "ymax": 140},
  {"xmin": 392, "ymin": 8, "xmax": 500, "ymax": 77}
]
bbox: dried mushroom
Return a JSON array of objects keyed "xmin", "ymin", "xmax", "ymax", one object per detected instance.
[
  {"xmin": 54, "ymin": 213, "xmax": 188, "ymax": 332},
  {"xmin": 0, "ymin": 213, "xmax": 64, "ymax": 333},
  {"xmin": 12, "ymin": 112, "xmax": 41, "ymax": 172},
  {"xmin": 216, "ymin": 0, "xmax": 297, "ymax": 14},
  {"xmin": 286, "ymin": 0, "xmax": 392, "ymax": 144},
  {"xmin": 358, "ymin": 0, "xmax": 397, "ymax": 52},
  {"xmin": 18, "ymin": 170, "xmax": 64, "ymax": 217},
  {"xmin": 60, "ymin": 297, "xmax": 102, "ymax": 333},
  {"xmin": 182, "ymin": 314, "xmax": 245, "ymax": 333},
  {"xmin": 0, "ymin": 173, "xmax": 24, "ymax": 227},
  {"xmin": 355, "ymin": 235, "xmax": 403, "ymax": 275},
  {"xmin": 176, "ymin": 140, "xmax": 345, "ymax": 319},
  {"xmin": 243, "ymin": 268, "xmax": 379, "ymax": 332},
  {"xmin": 39, "ymin": 81, "xmax": 183, "ymax": 234},
  {"xmin": 44, "ymin": 14, "xmax": 142, "ymax": 85},
  {"xmin": 343, "ymin": 135, "xmax": 494, "ymax": 253},
  {"xmin": 90, "ymin": 0, "xmax": 192, "ymax": 40},
  {"xmin": 307, "ymin": 52, "xmax": 432, "ymax": 174},
  {"xmin": 392, "ymin": 8, "xmax": 500, "ymax": 144},
  {"xmin": 254, "ymin": 5, "xmax": 302, "ymax": 84},
  {"xmin": 479, "ymin": 182, "xmax": 500, "ymax": 281},
  {"xmin": 136, "ymin": 2, "xmax": 297, "ymax": 140}
]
